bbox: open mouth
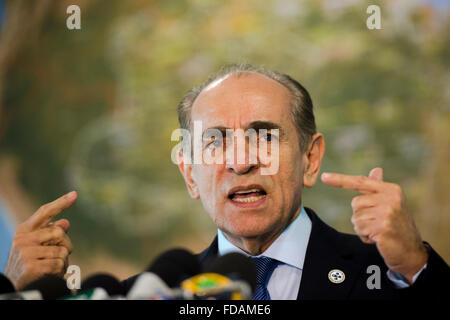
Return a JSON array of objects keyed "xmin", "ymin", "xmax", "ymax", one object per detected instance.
[{"xmin": 228, "ymin": 186, "xmax": 267, "ymax": 204}]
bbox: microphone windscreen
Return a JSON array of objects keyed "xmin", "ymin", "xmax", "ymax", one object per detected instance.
[
  {"xmin": 0, "ymin": 273, "xmax": 15, "ymax": 294},
  {"xmin": 147, "ymin": 248, "xmax": 201, "ymax": 288},
  {"xmin": 23, "ymin": 274, "xmax": 70, "ymax": 300},
  {"xmin": 81, "ymin": 273, "xmax": 125, "ymax": 296},
  {"xmin": 204, "ymin": 252, "xmax": 257, "ymax": 291}
]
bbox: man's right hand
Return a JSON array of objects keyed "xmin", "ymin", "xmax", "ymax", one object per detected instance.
[{"xmin": 4, "ymin": 191, "xmax": 77, "ymax": 290}]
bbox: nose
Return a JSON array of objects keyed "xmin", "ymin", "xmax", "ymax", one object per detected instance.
[
  {"xmin": 228, "ymin": 161, "xmax": 258, "ymax": 175},
  {"xmin": 226, "ymin": 132, "xmax": 260, "ymax": 175}
]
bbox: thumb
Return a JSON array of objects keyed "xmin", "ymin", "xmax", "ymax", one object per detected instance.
[
  {"xmin": 368, "ymin": 167, "xmax": 383, "ymax": 181},
  {"xmin": 52, "ymin": 219, "xmax": 70, "ymax": 233}
]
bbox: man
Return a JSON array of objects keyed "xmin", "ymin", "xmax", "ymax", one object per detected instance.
[
  {"xmin": 4, "ymin": 64, "xmax": 449, "ymax": 299},
  {"xmin": 170, "ymin": 64, "xmax": 448, "ymax": 299}
]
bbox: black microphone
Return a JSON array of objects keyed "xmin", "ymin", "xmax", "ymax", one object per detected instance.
[
  {"xmin": 126, "ymin": 248, "xmax": 201, "ymax": 299},
  {"xmin": 0, "ymin": 273, "xmax": 15, "ymax": 294},
  {"xmin": 146, "ymin": 248, "xmax": 201, "ymax": 288},
  {"xmin": 81, "ymin": 273, "xmax": 125, "ymax": 297},
  {"xmin": 204, "ymin": 252, "xmax": 257, "ymax": 292},
  {"xmin": 22, "ymin": 274, "xmax": 70, "ymax": 300}
]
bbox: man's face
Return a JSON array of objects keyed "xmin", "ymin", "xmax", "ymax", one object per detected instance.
[{"xmin": 184, "ymin": 73, "xmax": 306, "ymax": 245}]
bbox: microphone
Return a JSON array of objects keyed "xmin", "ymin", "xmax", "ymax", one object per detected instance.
[
  {"xmin": 204, "ymin": 252, "xmax": 257, "ymax": 292},
  {"xmin": 63, "ymin": 273, "xmax": 125, "ymax": 300},
  {"xmin": 81, "ymin": 273, "xmax": 125, "ymax": 297},
  {"xmin": 22, "ymin": 274, "xmax": 70, "ymax": 300},
  {"xmin": 0, "ymin": 290, "xmax": 42, "ymax": 300},
  {"xmin": 126, "ymin": 272, "xmax": 181, "ymax": 300},
  {"xmin": 147, "ymin": 248, "xmax": 202, "ymax": 288},
  {"xmin": 0, "ymin": 273, "xmax": 15, "ymax": 294},
  {"xmin": 126, "ymin": 248, "xmax": 201, "ymax": 300},
  {"xmin": 0, "ymin": 273, "xmax": 41, "ymax": 300},
  {"xmin": 181, "ymin": 252, "xmax": 256, "ymax": 300}
]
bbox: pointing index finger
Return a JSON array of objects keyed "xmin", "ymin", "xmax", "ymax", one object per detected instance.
[
  {"xmin": 24, "ymin": 191, "xmax": 77, "ymax": 231},
  {"xmin": 321, "ymin": 172, "xmax": 383, "ymax": 194}
]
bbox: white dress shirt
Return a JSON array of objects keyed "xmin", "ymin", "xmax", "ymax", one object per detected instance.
[{"xmin": 218, "ymin": 206, "xmax": 311, "ymax": 300}]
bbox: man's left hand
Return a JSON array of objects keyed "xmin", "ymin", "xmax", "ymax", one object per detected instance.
[{"xmin": 321, "ymin": 168, "xmax": 428, "ymax": 284}]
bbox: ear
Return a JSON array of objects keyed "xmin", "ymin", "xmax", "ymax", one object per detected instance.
[
  {"xmin": 302, "ymin": 133, "xmax": 325, "ymax": 188},
  {"xmin": 177, "ymin": 150, "xmax": 200, "ymax": 199}
]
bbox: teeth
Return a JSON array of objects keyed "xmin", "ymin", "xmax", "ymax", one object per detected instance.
[
  {"xmin": 232, "ymin": 195, "xmax": 265, "ymax": 203},
  {"xmin": 234, "ymin": 188, "xmax": 261, "ymax": 194}
]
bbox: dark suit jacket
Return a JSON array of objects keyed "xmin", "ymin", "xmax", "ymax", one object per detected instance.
[{"xmin": 123, "ymin": 207, "xmax": 449, "ymax": 300}]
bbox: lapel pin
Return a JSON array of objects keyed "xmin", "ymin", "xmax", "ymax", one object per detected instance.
[{"xmin": 328, "ymin": 269, "xmax": 345, "ymax": 284}]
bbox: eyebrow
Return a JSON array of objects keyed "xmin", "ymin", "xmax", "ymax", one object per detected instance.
[
  {"xmin": 246, "ymin": 121, "xmax": 283, "ymax": 134},
  {"xmin": 203, "ymin": 121, "xmax": 285, "ymax": 138}
]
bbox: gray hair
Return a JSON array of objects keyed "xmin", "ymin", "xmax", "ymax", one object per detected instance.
[{"xmin": 177, "ymin": 63, "xmax": 316, "ymax": 153}]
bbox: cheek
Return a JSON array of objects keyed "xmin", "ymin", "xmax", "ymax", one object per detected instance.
[
  {"xmin": 193, "ymin": 166, "xmax": 222, "ymax": 212},
  {"xmin": 276, "ymin": 146, "xmax": 304, "ymax": 200}
]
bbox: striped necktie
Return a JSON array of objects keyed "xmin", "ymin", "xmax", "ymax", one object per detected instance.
[{"xmin": 251, "ymin": 256, "xmax": 280, "ymax": 300}]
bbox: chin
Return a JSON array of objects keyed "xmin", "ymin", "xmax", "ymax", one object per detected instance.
[{"xmin": 223, "ymin": 217, "xmax": 276, "ymax": 239}]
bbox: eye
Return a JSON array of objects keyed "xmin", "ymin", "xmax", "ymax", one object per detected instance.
[
  {"xmin": 259, "ymin": 131, "xmax": 278, "ymax": 142},
  {"xmin": 206, "ymin": 137, "xmax": 223, "ymax": 148}
]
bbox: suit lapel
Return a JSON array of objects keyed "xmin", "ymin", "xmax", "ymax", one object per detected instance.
[
  {"xmin": 298, "ymin": 208, "xmax": 364, "ymax": 300},
  {"xmin": 197, "ymin": 236, "xmax": 219, "ymax": 268}
]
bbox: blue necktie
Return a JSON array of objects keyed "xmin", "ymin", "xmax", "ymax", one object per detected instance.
[{"xmin": 252, "ymin": 257, "xmax": 279, "ymax": 300}]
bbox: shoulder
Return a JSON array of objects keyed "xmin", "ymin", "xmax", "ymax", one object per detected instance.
[
  {"xmin": 196, "ymin": 236, "xmax": 219, "ymax": 267},
  {"xmin": 304, "ymin": 206, "xmax": 383, "ymax": 262}
]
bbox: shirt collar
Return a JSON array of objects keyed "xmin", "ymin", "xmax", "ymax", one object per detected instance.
[{"xmin": 217, "ymin": 205, "xmax": 312, "ymax": 270}]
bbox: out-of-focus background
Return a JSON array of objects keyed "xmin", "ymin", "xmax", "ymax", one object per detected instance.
[{"xmin": 0, "ymin": 0, "xmax": 448, "ymax": 280}]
